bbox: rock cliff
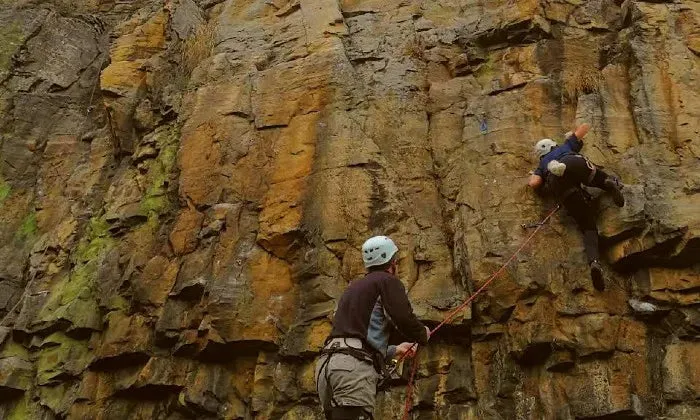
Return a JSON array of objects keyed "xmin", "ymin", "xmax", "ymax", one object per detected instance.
[{"xmin": 1, "ymin": 0, "xmax": 699, "ymax": 418}]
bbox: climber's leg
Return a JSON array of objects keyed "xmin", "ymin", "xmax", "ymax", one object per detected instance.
[
  {"xmin": 559, "ymin": 155, "xmax": 624, "ymax": 207},
  {"xmin": 562, "ymin": 190, "xmax": 605, "ymax": 291}
]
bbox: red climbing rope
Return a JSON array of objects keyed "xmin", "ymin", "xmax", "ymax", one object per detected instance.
[
  {"xmin": 400, "ymin": 205, "xmax": 560, "ymax": 420},
  {"xmin": 402, "ymin": 349, "xmax": 420, "ymax": 419}
]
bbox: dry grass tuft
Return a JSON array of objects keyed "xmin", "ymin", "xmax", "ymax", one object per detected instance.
[
  {"xmin": 563, "ymin": 68, "xmax": 603, "ymax": 102},
  {"xmin": 181, "ymin": 20, "xmax": 216, "ymax": 75},
  {"xmin": 403, "ymin": 35, "xmax": 426, "ymax": 61}
]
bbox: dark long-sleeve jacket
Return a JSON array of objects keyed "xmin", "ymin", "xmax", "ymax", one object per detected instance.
[
  {"xmin": 533, "ymin": 134, "xmax": 583, "ymax": 177},
  {"xmin": 329, "ymin": 271, "xmax": 428, "ymax": 359}
]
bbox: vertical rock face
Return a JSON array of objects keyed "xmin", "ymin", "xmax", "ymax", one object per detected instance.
[{"xmin": 0, "ymin": 0, "xmax": 699, "ymax": 418}]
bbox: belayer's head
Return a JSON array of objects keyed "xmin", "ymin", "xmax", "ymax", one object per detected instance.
[
  {"xmin": 362, "ymin": 235, "xmax": 399, "ymax": 275},
  {"xmin": 533, "ymin": 138, "xmax": 557, "ymax": 158}
]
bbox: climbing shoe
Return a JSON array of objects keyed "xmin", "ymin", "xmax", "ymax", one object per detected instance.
[
  {"xmin": 590, "ymin": 260, "xmax": 605, "ymax": 291},
  {"xmin": 603, "ymin": 178, "xmax": 625, "ymax": 207}
]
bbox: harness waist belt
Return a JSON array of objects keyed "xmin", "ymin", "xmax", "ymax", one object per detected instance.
[
  {"xmin": 323, "ymin": 338, "xmax": 365, "ymax": 350},
  {"xmin": 320, "ymin": 338, "xmax": 381, "ymax": 372}
]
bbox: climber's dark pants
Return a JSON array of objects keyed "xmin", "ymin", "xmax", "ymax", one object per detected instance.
[
  {"xmin": 558, "ymin": 154, "xmax": 609, "ymax": 190},
  {"xmin": 562, "ymin": 190, "xmax": 599, "ymax": 264},
  {"xmin": 550, "ymin": 154, "xmax": 617, "ymax": 264},
  {"xmin": 326, "ymin": 406, "xmax": 374, "ymax": 419}
]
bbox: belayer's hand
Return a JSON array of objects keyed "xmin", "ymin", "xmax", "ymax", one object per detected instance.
[{"xmin": 395, "ymin": 342, "xmax": 418, "ymax": 358}]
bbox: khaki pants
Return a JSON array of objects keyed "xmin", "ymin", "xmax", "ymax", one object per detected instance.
[{"xmin": 315, "ymin": 345, "xmax": 378, "ymax": 416}]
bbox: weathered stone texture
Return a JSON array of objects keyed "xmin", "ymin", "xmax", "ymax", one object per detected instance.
[{"xmin": 0, "ymin": 0, "xmax": 699, "ymax": 418}]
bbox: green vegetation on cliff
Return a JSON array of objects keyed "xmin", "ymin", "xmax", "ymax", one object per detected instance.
[
  {"xmin": 15, "ymin": 211, "xmax": 37, "ymax": 241},
  {"xmin": 0, "ymin": 21, "xmax": 23, "ymax": 78},
  {"xmin": 36, "ymin": 217, "xmax": 114, "ymax": 331},
  {"xmin": 0, "ymin": 176, "xmax": 10, "ymax": 204},
  {"xmin": 140, "ymin": 126, "xmax": 179, "ymax": 222}
]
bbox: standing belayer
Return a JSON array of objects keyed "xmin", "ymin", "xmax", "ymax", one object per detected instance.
[
  {"xmin": 527, "ymin": 123, "xmax": 625, "ymax": 291},
  {"xmin": 315, "ymin": 235, "xmax": 430, "ymax": 419}
]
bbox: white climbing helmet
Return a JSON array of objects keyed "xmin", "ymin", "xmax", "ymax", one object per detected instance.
[
  {"xmin": 533, "ymin": 138, "xmax": 557, "ymax": 157},
  {"xmin": 361, "ymin": 236, "xmax": 399, "ymax": 268}
]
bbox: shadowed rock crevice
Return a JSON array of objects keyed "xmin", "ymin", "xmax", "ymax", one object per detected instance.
[{"xmin": 89, "ymin": 352, "xmax": 151, "ymax": 372}]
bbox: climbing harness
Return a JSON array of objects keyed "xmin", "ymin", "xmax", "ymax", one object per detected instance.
[
  {"xmin": 397, "ymin": 205, "xmax": 561, "ymax": 420},
  {"xmin": 377, "ymin": 359, "xmax": 398, "ymax": 391},
  {"xmin": 583, "ymin": 156, "xmax": 597, "ymax": 185},
  {"xmin": 319, "ymin": 339, "xmax": 378, "ymax": 370},
  {"xmin": 316, "ymin": 338, "xmax": 383, "ymax": 417}
]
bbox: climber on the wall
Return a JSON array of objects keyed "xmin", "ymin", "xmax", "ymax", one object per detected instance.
[
  {"xmin": 527, "ymin": 123, "xmax": 625, "ymax": 291},
  {"xmin": 315, "ymin": 235, "xmax": 429, "ymax": 420}
]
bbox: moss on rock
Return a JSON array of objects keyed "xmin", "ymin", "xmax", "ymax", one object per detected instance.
[
  {"xmin": 0, "ymin": 21, "xmax": 23, "ymax": 78},
  {"xmin": 15, "ymin": 211, "xmax": 37, "ymax": 241},
  {"xmin": 73, "ymin": 217, "xmax": 112, "ymax": 264},
  {"xmin": 36, "ymin": 333, "xmax": 91, "ymax": 386},
  {"xmin": 140, "ymin": 126, "xmax": 180, "ymax": 221},
  {"xmin": 0, "ymin": 175, "xmax": 10, "ymax": 205},
  {"xmin": 36, "ymin": 217, "xmax": 115, "ymax": 332},
  {"xmin": 3, "ymin": 395, "xmax": 49, "ymax": 420},
  {"xmin": 0, "ymin": 338, "xmax": 29, "ymax": 360}
]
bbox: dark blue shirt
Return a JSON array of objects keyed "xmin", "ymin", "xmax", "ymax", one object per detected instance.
[{"xmin": 534, "ymin": 134, "xmax": 583, "ymax": 177}]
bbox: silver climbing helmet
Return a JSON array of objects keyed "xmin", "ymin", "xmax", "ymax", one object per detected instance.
[
  {"xmin": 361, "ymin": 236, "xmax": 399, "ymax": 268},
  {"xmin": 533, "ymin": 138, "xmax": 557, "ymax": 158}
]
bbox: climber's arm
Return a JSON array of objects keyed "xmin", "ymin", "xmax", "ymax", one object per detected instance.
[
  {"xmin": 574, "ymin": 123, "xmax": 590, "ymax": 140},
  {"xmin": 528, "ymin": 174, "xmax": 543, "ymax": 189},
  {"xmin": 560, "ymin": 123, "xmax": 590, "ymax": 154}
]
